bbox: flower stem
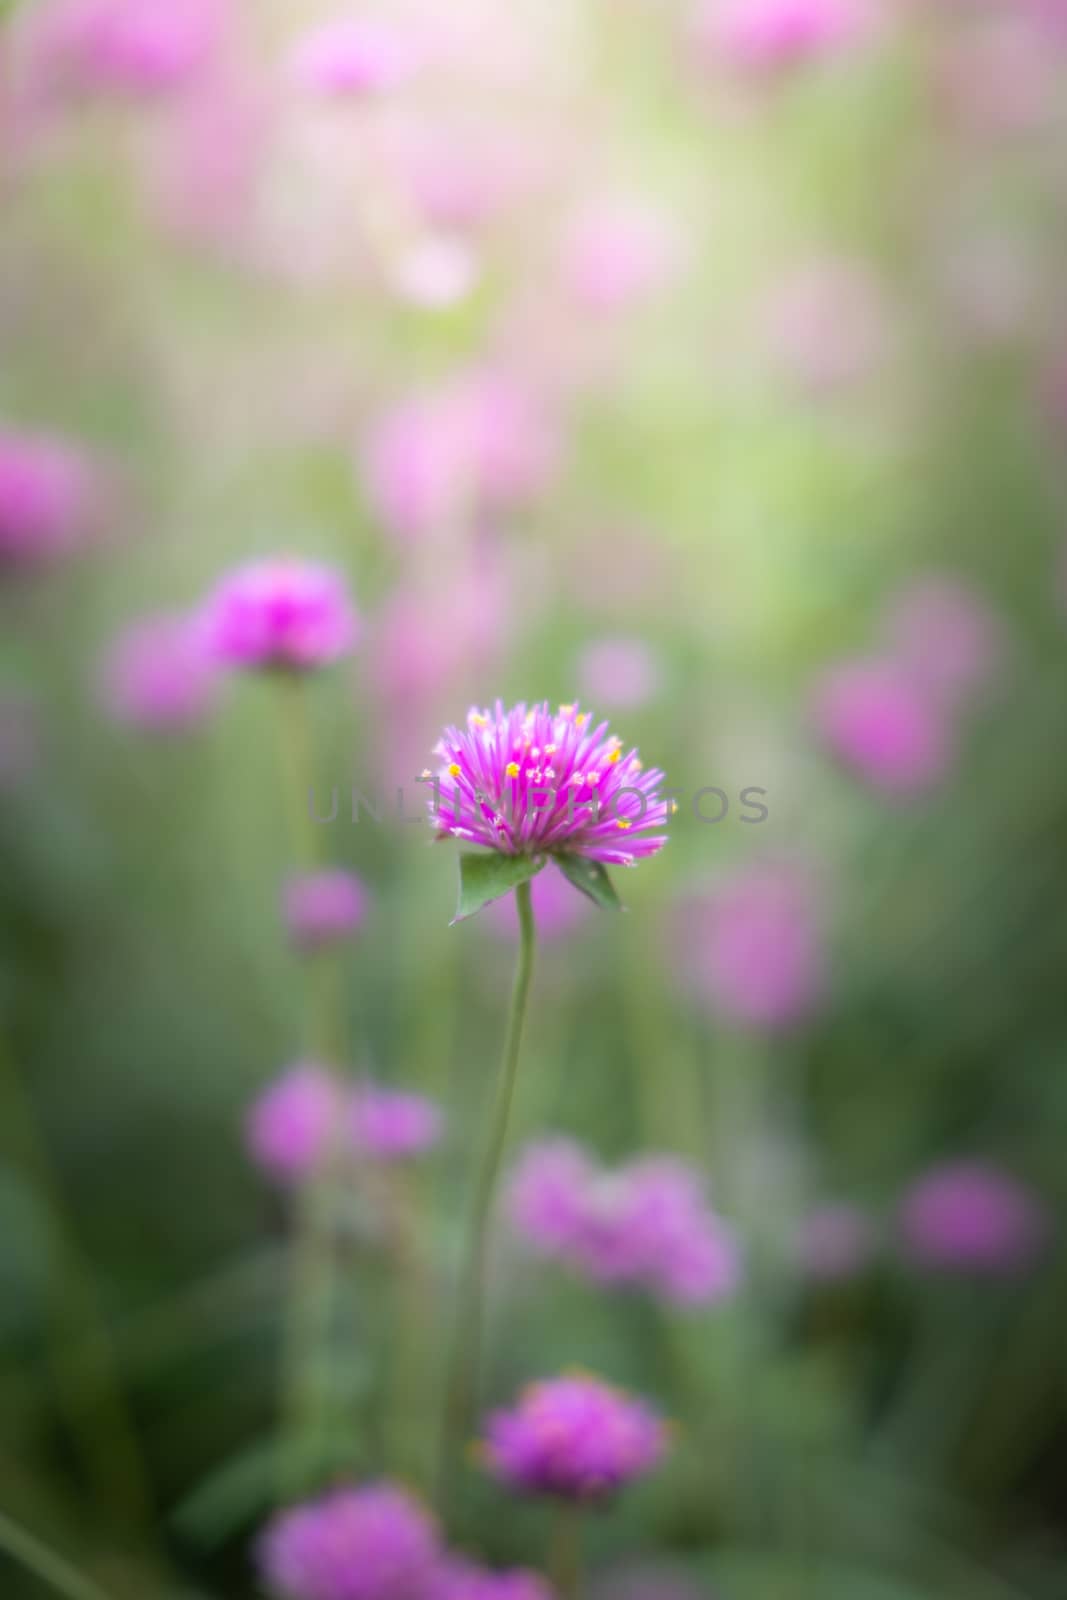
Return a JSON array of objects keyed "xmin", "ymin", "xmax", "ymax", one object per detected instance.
[
  {"xmin": 0, "ymin": 1509, "xmax": 118, "ymax": 1600},
  {"xmin": 437, "ymin": 878, "xmax": 537, "ymax": 1507},
  {"xmin": 548, "ymin": 1504, "xmax": 584, "ymax": 1600}
]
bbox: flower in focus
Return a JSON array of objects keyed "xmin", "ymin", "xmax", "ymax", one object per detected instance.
[
  {"xmin": 430, "ymin": 702, "xmax": 670, "ymax": 867},
  {"xmin": 897, "ymin": 1162, "xmax": 1048, "ymax": 1275},
  {"xmin": 484, "ymin": 867, "xmax": 592, "ymax": 941},
  {"xmin": 284, "ymin": 870, "xmax": 369, "ymax": 950},
  {"xmin": 257, "ymin": 1482, "xmax": 440, "ymax": 1600},
  {"xmin": 480, "ymin": 1372, "xmax": 669, "ymax": 1502},
  {"xmin": 576, "ymin": 638, "xmax": 662, "ymax": 710},
  {"xmin": 677, "ymin": 864, "xmax": 825, "ymax": 1032},
  {"xmin": 349, "ymin": 1083, "xmax": 444, "ymax": 1162},
  {"xmin": 99, "ymin": 611, "xmax": 220, "ymax": 732},
  {"xmin": 430, "ymin": 1558, "xmax": 555, "ymax": 1600},
  {"xmin": 245, "ymin": 1063, "xmax": 341, "ymax": 1185},
  {"xmin": 882, "ymin": 575, "xmax": 1005, "ymax": 713},
  {"xmin": 793, "ymin": 1203, "xmax": 878, "ymax": 1282},
  {"xmin": 202, "ymin": 558, "xmax": 359, "ymax": 672},
  {"xmin": 695, "ymin": 0, "xmax": 865, "ymax": 73},
  {"xmin": 811, "ymin": 657, "xmax": 954, "ymax": 796},
  {"xmin": 290, "ymin": 18, "xmax": 418, "ymax": 97},
  {"xmin": 508, "ymin": 1141, "xmax": 741, "ymax": 1306},
  {"xmin": 0, "ymin": 429, "xmax": 96, "ymax": 572}
]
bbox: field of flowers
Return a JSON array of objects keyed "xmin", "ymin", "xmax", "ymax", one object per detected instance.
[{"xmin": 3, "ymin": 0, "xmax": 1067, "ymax": 1597}]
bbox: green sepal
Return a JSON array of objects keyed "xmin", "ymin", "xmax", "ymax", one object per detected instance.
[
  {"xmin": 552, "ymin": 854, "xmax": 623, "ymax": 911},
  {"xmin": 452, "ymin": 851, "xmax": 546, "ymax": 924}
]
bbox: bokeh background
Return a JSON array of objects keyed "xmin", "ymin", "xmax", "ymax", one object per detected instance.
[{"xmin": 3, "ymin": 0, "xmax": 1067, "ymax": 1595}]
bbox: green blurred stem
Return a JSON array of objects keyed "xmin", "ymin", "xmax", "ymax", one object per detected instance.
[
  {"xmin": 437, "ymin": 879, "xmax": 536, "ymax": 1507},
  {"xmin": 274, "ymin": 677, "xmax": 342, "ymax": 1496},
  {"xmin": 0, "ymin": 1510, "xmax": 117, "ymax": 1600},
  {"xmin": 0, "ymin": 1036, "xmax": 155, "ymax": 1540},
  {"xmin": 547, "ymin": 1504, "xmax": 584, "ymax": 1600}
]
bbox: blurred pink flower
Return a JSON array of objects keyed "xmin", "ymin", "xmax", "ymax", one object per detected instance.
[
  {"xmin": 695, "ymin": 0, "xmax": 866, "ymax": 74},
  {"xmin": 389, "ymin": 236, "xmax": 480, "ymax": 311},
  {"xmin": 0, "ymin": 429, "xmax": 96, "ymax": 572},
  {"xmin": 284, "ymin": 871, "xmax": 369, "ymax": 950},
  {"xmin": 561, "ymin": 200, "xmax": 682, "ymax": 316},
  {"xmin": 257, "ymin": 1482, "xmax": 440, "ymax": 1600},
  {"xmin": 883, "ymin": 575, "xmax": 1005, "ymax": 712},
  {"xmin": 577, "ymin": 638, "xmax": 663, "ymax": 710},
  {"xmin": 484, "ymin": 867, "xmax": 592, "ymax": 941},
  {"xmin": 508, "ymin": 1140, "xmax": 742, "ymax": 1306},
  {"xmin": 938, "ymin": 18, "xmax": 1056, "ymax": 138},
  {"xmin": 349, "ymin": 1083, "xmax": 443, "ymax": 1162},
  {"xmin": 898, "ymin": 1161, "xmax": 1048, "ymax": 1275},
  {"xmin": 27, "ymin": 0, "xmax": 222, "ymax": 99},
  {"xmin": 677, "ymin": 864, "xmax": 825, "ymax": 1032},
  {"xmin": 99, "ymin": 611, "xmax": 220, "ymax": 732},
  {"xmin": 811, "ymin": 657, "xmax": 954, "ymax": 795},
  {"xmin": 245, "ymin": 1063, "xmax": 341, "ymax": 1185},
  {"xmin": 202, "ymin": 558, "xmax": 359, "ymax": 672},
  {"xmin": 429, "ymin": 1560, "xmax": 554, "ymax": 1600},
  {"xmin": 290, "ymin": 18, "xmax": 418, "ymax": 97},
  {"xmin": 763, "ymin": 258, "xmax": 890, "ymax": 395},
  {"xmin": 794, "ymin": 1203, "xmax": 877, "ymax": 1281}
]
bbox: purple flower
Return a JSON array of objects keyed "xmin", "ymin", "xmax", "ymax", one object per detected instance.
[
  {"xmin": 245, "ymin": 1063, "xmax": 341, "ymax": 1185},
  {"xmin": 99, "ymin": 610, "xmax": 220, "ymax": 732},
  {"xmin": 793, "ymin": 1204, "xmax": 877, "ymax": 1282},
  {"xmin": 284, "ymin": 871, "xmax": 369, "ymax": 950},
  {"xmin": 0, "ymin": 428, "xmax": 95, "ymax": 571},
  {"xmin": 508, "ymin": 1142, "xmax": 741, "ymax": 1307},
  {"xmin": 257, "ymin": 1482, "xmax": 440, "ymax": 1600},
  {"xmin": 202, "ymin": 558, "xmax": 359, "ymax": 672},
  {"xmin": 576, "ymin": 639, "xmax": 662, "ymax": 711},
  {"xmin": 480, "ymin": 1373, "xmax": 669, "ymax": 1502},
  {"xmin": 561, "ymin": 200, "xmax": 681, "ymax": 316},
  {"xmin": 430, "ymin": 1559, "xmax": 555, "ymax": 1600},
  {"xmin": 429, "ymin": 702, "xmax": 670, "ymax": 867},
  {"xmin": 484, "ymin": 868, "xmax": 592, "ymax": 942},
  {"xmin": 811, "ymin": 657, "xmax": 954, "ymax": 796},
  {"xmin": 677, "ymin": 865, "xmax": 825, "ymax": 1033},
  {"xmin": 349, "ymin": 1083, "xmax": 444, "ymax": 1162},
  {"xmin": 290, "ymin": 18, "xmax": 418, "ymax": 97},
  {"xmin": 897, "ymin": 1162, "xmax": 1048, "ymax": 1276}
]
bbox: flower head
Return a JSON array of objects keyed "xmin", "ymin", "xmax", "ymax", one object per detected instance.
[
  {"xmin": 99, "ymin": 610, "xmax": 220, "ymax": 732},
  {"xmin": 0, "ymin": 429, "xmax": 95, "ymax": 571},
  {"xmin": 898, "ymin": 1162, "xmax": 1048, "ymax": 1275},
  {"xmin": 349, "ymin": 1083, "xmax": 444, "ymax": 1162},
  {"xmin": 284, "ymin": 870, "xmax": 369, "ymax": 950},
  {"xmin": 811, "ymin": 658, "xmax": 953, "ymax": 796},
  {"xmin": 290, "ymin": 18, "xmax": 418, "ymax": 97},
  {"xmin": 202, "ymin": 558, "xmax": 359, "ymax": 672},
  {"xmin": 508, "ymin": 1141, "xmax": 740, "ymax": 1306},
  {"xmin": 245, "ymin": 1063, "xmax": 341, "ymax": 1185},
  {"xmin": 481, "ymin": 1373, "xmax": 668, "ymax": 1502},
  {"xmin": 430, "ymin": 1559, "xmax": 555, "ymax": 1600},
  {"xmin": 430, "ymin": 702, "xmax": 670, "ymax": 867},
  {"xmin": 257, "ymin": 1482, "xmax": 440, "ymax": 1600}
]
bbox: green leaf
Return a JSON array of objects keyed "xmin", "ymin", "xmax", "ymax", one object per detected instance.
[
  {"xmin": 552, "ymin": 854, "xmax": 623, "ymax": 911},
  {"xmin": 452, "ymin": 851, "xmax": 545, "ymax": 924}
]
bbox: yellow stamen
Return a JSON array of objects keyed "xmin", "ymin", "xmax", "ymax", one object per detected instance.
[
  {"xmin": 576, "ymin": 712, "xmax": 588, "ymax": 728},
  {"xmin": 505, "ymin": 761, "xmax": 520, "ymax": 778},
  {"xmin": 448, "ymin": 763, "xmax": 461, "ymax": 777},
  {"xmin": 607, "ymin": 748, "xmax": 621, "ymax": 765},
  {"xmin": 558, "ymin": 703, "xmax": 576, "ymax": 718},
  {"xmin": 470, "ymin": 712, "xmax": 488, "ymax": 727},
  {"xmin": 616, "ymin": 818, "xmax": 632, "ymax": 830}
]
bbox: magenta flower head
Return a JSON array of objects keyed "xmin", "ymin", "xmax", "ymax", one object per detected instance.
[
  {"xmin": 0, "ymin": 428, "xmax": 96, "ymax": 572},
  {"xmin": 897, "ymin": 1162, "xmax": 1048, "ymax": 1276},
  {"xmin": 291, "ymin": 17, "xmax": 418, "ymax": 97},
  {"xmin": 430, "ymin": 1559, "xmax": 555, "ymax": 1600},
  {"xmin": 349, "ymin": 1083, "xmax": 444, "ymax": 1163},
  {"xmin": 696, "ymin": 0, "xmax": 864, "ymax": 74},
  {"xmin": 430, "ymin": 703, "xmax": 670, "ymax": 921},
  {"xmin": 480, "ymin": 1373, "xmax": 669, "ymax": 1503},
  {"xmin": 810, "ymin": 657, "xmax": 953, "ymax": 796},
  {"xmin": 257, "ymin": 1481, "xmax": 440, "ymax": 1600},
  {"xmin": 245, "ymin": 1063, "xmax": 341, "ymax": 1185},
  {"xmin": 99, "ymin": 610, "xmax": 220, "ymax": 732},
  {"xmin": 677, "ymin": 864, "xmax": 825, "ymax": 1033},
  {"xmin": 29, "ymin": 0, "xmax": 221, "ymax": 99},
  {"xmin": 284, "ymin": 870, "xmax": 369, "ymax": 951},
  {"xmin": 202, "ymin": 558, "xmax": 359, "ymax": 672}
]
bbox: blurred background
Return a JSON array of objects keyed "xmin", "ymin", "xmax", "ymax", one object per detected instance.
[{"xmin": 3, "ymin": 0, "xmax": 1067, "ymax": 1595}]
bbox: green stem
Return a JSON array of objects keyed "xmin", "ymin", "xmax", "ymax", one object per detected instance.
[
  {"xmin": 547, "ymin": 1504, "xmax": 584, "ymax": 1600},
  {"xmin": 437, "ymin": 879, "xmax": 536, "ymax": 1507},
  {"xmin": 0, "ymin": 1510, "xmax": 117, "ymax": 1600}
]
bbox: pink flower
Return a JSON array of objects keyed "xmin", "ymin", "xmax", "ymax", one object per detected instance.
[
  {"xmin": 99, "ymin": 611, "xmax": 220, "ymax": 732},
  {"xmin": 577, "ymin": 638, "xmax": 662, "ymax": 710},
  {"xmin": 898, "ymin": 1162, "xmax": 1048, "ymax": 1275},
  {"xmin": 794, "ymin": 1204, "xmax": 877, "ymax": 1281},
  {"xmin": 245, "ymin": 1064, "xmax": 341, "ymax": 1185},
  {"xmin": 882, "ymin": 575, "xmax": 1004, "ymax": 713},
  {"xmin": 202, "ymin": 558, "xmax": 359, "ymax": 672},
  {"xmin": 430, "ymin": 1560, "xmax": 555, "ymax": 1600},
  {"xmin": 258, "ymin": 1482, "xmax": 440, "ymax": 1600},
  {"xmin": 0, "ymin": 429, "xmax": 96, "ymax": 571},
  {"xmin": 678, "ymin": 864, "xmax": 825, "ymax": 1032},
  {"xmin": 290, "ymin": 18, "xmax": 418, "ymax": 97},
  {"xmin": 429, "ymin": 702, "xmax": 670, "ymax": 867},
  {"xmin": 284, "ymin": 871, "xmax": 369, "ymax": 950},
  {"xmin": 696, "ymin": 0, "xmax": 865, "ymax": 73},
  {"xmin": 811, "ymin": 657, "xmax": 954, "ymax": 795},
  {"xmin": 481, "ymin": 1373, "xmax": 669, "ymax": 1502},
  {"xmin": 349, "ymin": 1083, "xmax": 444, "ymax": 1162},
  {"xmin": 28, "ymin": 0, "xmax": 221, "ymax": 99},
  {"xmin": 561, "ymin": 200, "xmax": 681, "ymax": 316}
]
